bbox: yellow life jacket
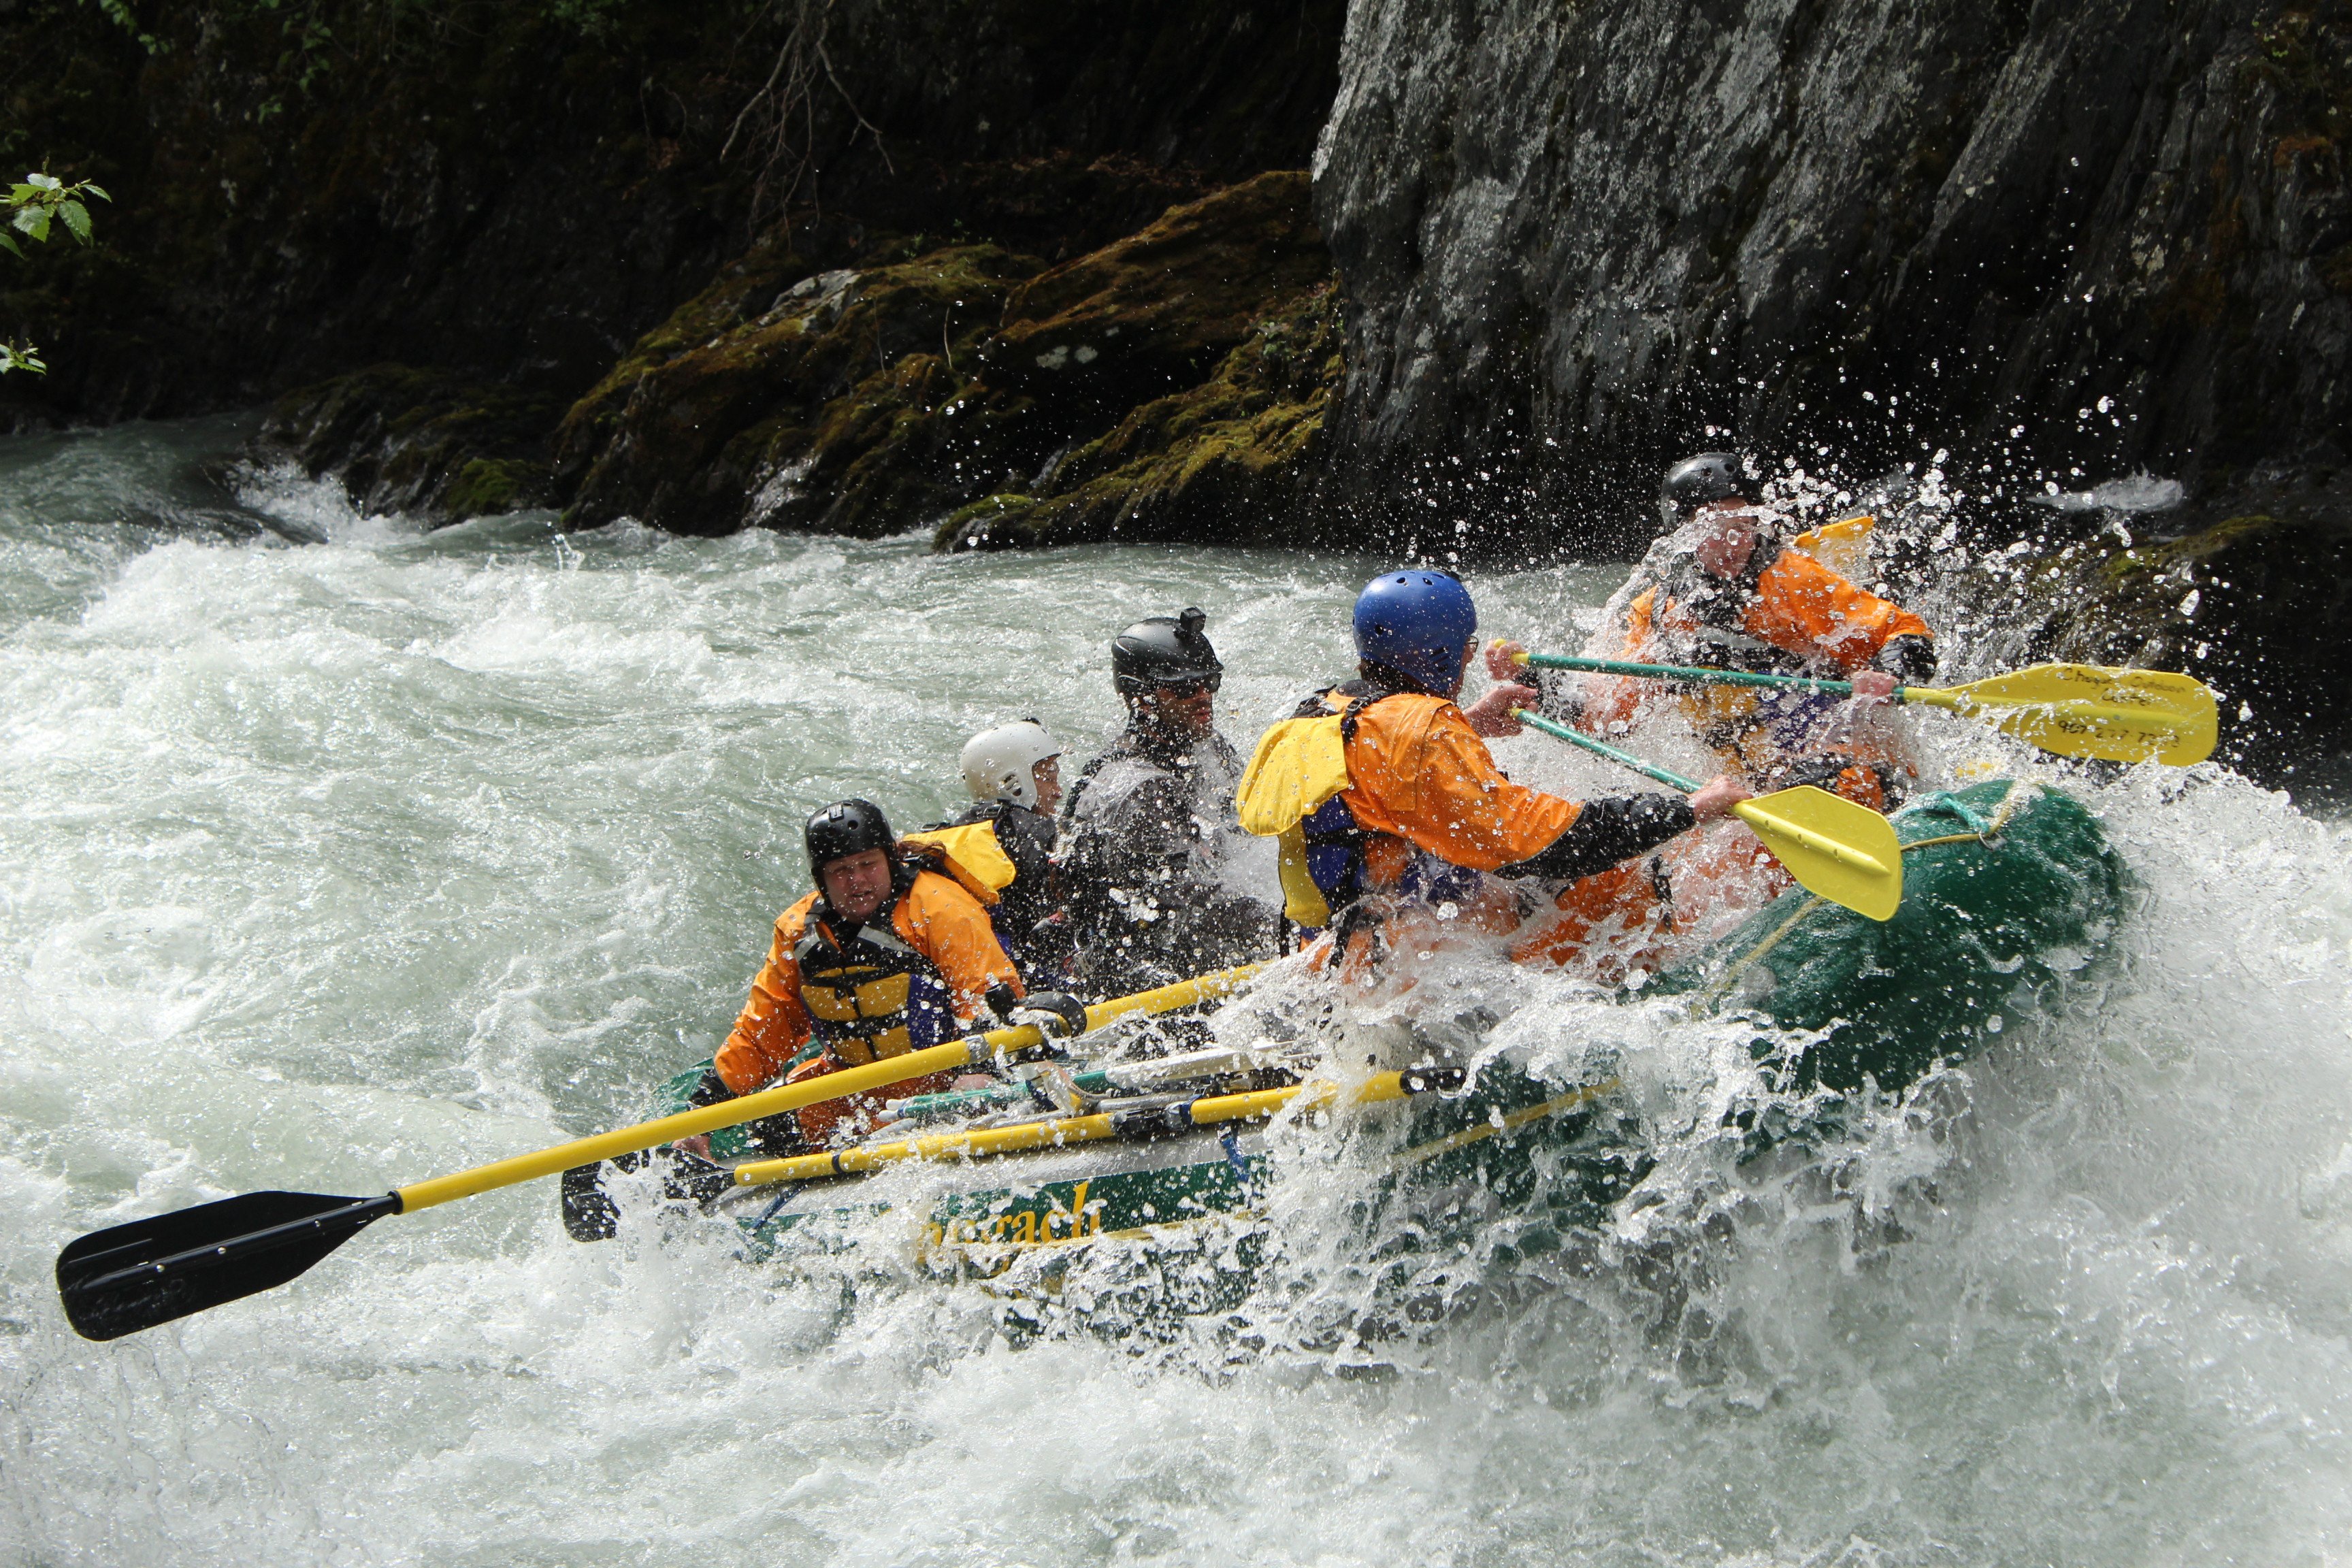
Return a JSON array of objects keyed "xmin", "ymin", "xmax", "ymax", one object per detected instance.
[
  {"xmin": 899, "ymin": 821, "xmax": 1018, "ymax": 906},
  {"xmin": 1238, "ymin": 694, "xmax": 1362, "ymax": 928},
  {"xmin": 791, "ymin": 916, "xmax": 936, "ymax": 1065}
]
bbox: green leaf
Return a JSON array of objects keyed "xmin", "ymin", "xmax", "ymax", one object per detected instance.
[
  {"xmin": 17, "ymin": 211, "xmax": 49, "ymax": 244},
  {"xmin": 0, "ymin": 233, "xmax": 20, "ymax": 259},
  {"xmin": 82, "ymin": 184, "xmax": 112, "ymax": 203},
  {"xmin": 26, "ymin": 172, "xmax": 59, "ymax": 190},
  {"xmin": 61, "ymin": 201, "xmax": 91, "ymax": 242}
]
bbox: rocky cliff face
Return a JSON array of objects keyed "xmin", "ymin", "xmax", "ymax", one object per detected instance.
[
  {"xmin": 3, "ymin": 0, "xmax": 1341, "ymax": 426},
  {"xmin": 1313, "ymin": 0, "xmax": 2352, "ymax": 553}
]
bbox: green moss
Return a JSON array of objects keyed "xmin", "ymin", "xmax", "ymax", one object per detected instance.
[
  {"xmin": 564, "ymin": 240, "xmax": 1056, "ymax": 533},
  {"xmin": 935, "ymin": 280, "xmax": 1343, "ymax": 550},
  {"xmin": 938, "ymin": 493, "xmax": 1045, "ymax": 549},
  {"xmin": 261, "ymin": 363, "xmax": 561, "ymax": 523},
  {"xmin": 2100, "ymin": 513, "xmax": 2279, "ymax": 581},
  {"xmin": 442, "ymin": 457, "xmax": 550, "ymax": 518}
]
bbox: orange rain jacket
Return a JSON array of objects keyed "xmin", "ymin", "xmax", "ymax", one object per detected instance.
[
  {"xmin": 1625, "ymin": 547, "xmax": 1929, "ymax": 676},
  {"xmin": 717, "ymin": 868, "xmax": 1022, "ymax": 1142},
  {"xmin": 1339, "ymin": 693, "xmax": 1579, "ymax": 877},
  {"xmin": 1330, "ymin": 690, "xmax": 1696, "ymax": 892},
  {"xmin": 1580, "ymin": 547, "xmax": 1933, "ymax": 810}
]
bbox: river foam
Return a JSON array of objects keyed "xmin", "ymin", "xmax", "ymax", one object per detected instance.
[{"xmin": 3, "ymin": 421, "xmax": 2350, "ymax": 1566}]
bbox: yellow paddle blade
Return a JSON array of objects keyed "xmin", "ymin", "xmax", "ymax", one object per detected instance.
[
  {"xmin": 1731, "ymin": 785, "xmax": 1903, "ymax": 921},
  {"xmin": 1913, "ymin": 664, "xmax": 2217, "ymax": 766}
]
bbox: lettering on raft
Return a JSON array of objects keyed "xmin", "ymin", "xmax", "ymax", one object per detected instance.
[{"xmin": 928, "ymin": 1180, "xmax": 1104, "ymax": 1249}]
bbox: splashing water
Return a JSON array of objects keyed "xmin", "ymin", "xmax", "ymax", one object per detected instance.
[{"xmin": 3, "ymin": 420, "xmax": 2351, "ymax": 1566}]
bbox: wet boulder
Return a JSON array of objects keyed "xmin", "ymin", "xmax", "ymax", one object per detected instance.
[
  {"xmin": 1312, "ymin": 0, "xmax": 2352, "ymax": 555},
  {"xmin": 254, "ymin": 365, "xmax": 562, "ymax": 525},
  {"xmin": 557, "ymin": 240, "xmax": 1049, "ymax": 537},
  {"xmin": 551, "ymin": 172, "xmax": 1338, "ymax": 542},
  {"xmin": 939, "ymin": 282, "xmax": 1343, "ymax": 549},
  {"xmin": 979, "ymin": 172, "xmax": 1330, "ymax": 406}
]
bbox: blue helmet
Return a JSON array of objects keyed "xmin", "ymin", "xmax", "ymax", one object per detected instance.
[{"xmin": 1353, "ymin": 570, "xmax": 1478, "ymax": 696}]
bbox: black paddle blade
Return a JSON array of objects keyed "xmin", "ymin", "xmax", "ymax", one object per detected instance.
[
  {"xmin": 560, "ymin": 1160, "xmax": 622, "ymax": 1241},
  {"xmin": 560, "ymin": 1150, "xmax": 736, "ymax": 1243},
  {"xmin": 56, "ymin": 1190, "xmax": 399, "ymax": 1342}
]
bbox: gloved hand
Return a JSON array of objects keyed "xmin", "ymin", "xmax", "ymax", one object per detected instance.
[
  {"xmin": 674, "ymin": 1070, "xmax": 734, "ymax": 1164},
  {"xmin": 1012, "ymin": 990, "xmax": 1090, "ymax": 1039}
]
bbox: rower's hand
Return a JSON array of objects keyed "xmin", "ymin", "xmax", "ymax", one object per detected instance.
[
  {"xmin": 1484, "ymin": 638, "xmax": 1529, "ymax": 680},
  {"xmin": 1462, "ymin": 680, "xmax": 1539, "ymax": 737},
  {"xmin": 1850, "ymin": 670, "xmax": 1898, "ymax": 704},
  {"xmin": 1009, "ymin": 990, "xmax": 1090, "ymax": 1039},
  {"xmin": 675, "ymin": 1134, "xmax": 715, "ymax": 1164},
  {"xmin": 1688, "ymin": 774, "xmax": 1753, "ymax": 821}
]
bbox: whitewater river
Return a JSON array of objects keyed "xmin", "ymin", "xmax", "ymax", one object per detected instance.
[{"xmin": 5, "ymin": 418, "xmax": 2352, "ymax": 1566}]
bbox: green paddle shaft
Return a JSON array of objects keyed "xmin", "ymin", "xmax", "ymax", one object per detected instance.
[
  {"xmin": 1522, "ymin": 651, "xmax": 1865, "ymax": 698},
  {"xmin": 1511, "ymin": 707, "xmax": 1903, "ymax": 913},
  {"xmin": 1513, "ymin": 708, "xmax": 1703, "ymax": 792}
]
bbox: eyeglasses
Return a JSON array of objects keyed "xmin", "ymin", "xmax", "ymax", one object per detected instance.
[{"xmin": 1151, "ymin": 674, "xmax": 1220, "ymax": 699}]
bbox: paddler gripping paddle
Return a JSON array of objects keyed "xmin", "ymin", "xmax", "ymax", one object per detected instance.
[
  {"xmin": 54, "ymin": 964, "xmax": 1264, "ymax": 1341},
  {"xmin": 1513, "ymin": 708, "xmax": 1902, "ymax": 921},
  {"xmin": 1516, "ymin": 652, "xmax": 2217, "ymax": 767}
]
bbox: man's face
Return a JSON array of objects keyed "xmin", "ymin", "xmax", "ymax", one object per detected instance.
[
  {"xmin": 1030, "ymin": 755, "xmax": 1063, "ymax": 815},
  {"xmin": 1692, "ymin": 497, "xmax": 1761, "ymax": 579},
  {"xmin": 1136, "ymin": 678, "xmax": 1217, "ymax": 739},
  {"xmin": 819, "ymin": 847, "xmax": 894, "ymax": 924}
]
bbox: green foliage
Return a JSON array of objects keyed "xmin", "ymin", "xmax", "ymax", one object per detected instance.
[
  {"xmin": 3, "ymin": 172, "xmax": 112, "ymax": 376},
  {"xmin": 80, "ymin": 0, "xmax": 167, "ymax": 54},
  {"xmin": 1, "ymin": 170, "xmax": 110, "ymax": 258}
]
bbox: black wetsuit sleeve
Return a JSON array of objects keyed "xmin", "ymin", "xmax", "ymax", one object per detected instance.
[
  {"xmin": 1875, "ymin": 634, "xmax": 1937, "ymax": 687},
  {"xmin": 686, "ymin": 1069, "xmax": 733, "ymax": 1107},
  {"xmin": 1494, "ymin": 794, "xmax": 1697, "ymax": 883}
]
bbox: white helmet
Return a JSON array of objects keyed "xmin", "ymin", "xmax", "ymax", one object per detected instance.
[{"xmin": 960, "ymin": 720, "xmax": 1060, "ymax": 808}]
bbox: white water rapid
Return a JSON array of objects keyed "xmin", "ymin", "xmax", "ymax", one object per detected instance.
[{"xmin": 5, "ymin": 419, "xmax": 2351, "ymax": 1566}]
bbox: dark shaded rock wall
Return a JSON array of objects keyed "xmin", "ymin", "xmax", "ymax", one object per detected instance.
[
  {"xmin": 1, "ymin": 0, "xmax": 1344, "ymax": 427},
  {"xmin": 1313, "ymin": 0, "xmax": 2352, "ymax": 554}
]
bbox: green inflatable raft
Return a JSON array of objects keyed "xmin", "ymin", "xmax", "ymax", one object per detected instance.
[{"xmin": 565, "ymin": 778, "xmax": 2126, "ymax": 1290}]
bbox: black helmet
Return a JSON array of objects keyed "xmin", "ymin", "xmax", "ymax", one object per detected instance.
[
  {"xmin": 1111, "ymin": 606, "xmax": 1223, "ymax": 699},
  {"xmin": 805, "ymin": 798, "xmax": 895, "ymax": 879},
  {"xmin": 1659, "ymin": 453, "xmax": 1754, "ymax": 531}
]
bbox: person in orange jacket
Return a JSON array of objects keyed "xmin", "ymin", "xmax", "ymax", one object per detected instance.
[
  {"xmin": 1247, "ymin": 570, "xmax": 1750, "ymax": 963},
  {"xmin": 684, "ymin": 799, "xmax": 1085, "ymax": 1153},
  {"xmin": 1500, "ymin": 453, "xmax": 1935, "ymax": 810}
]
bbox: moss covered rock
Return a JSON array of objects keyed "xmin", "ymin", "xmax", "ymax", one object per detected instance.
[
  {"xmin": 939, "ymin": 282, "xmax": 1343, "ymax": 549},
  {"xmin": 553, "ymin": 172, "xmax": 1338, "ymax": 542},
  {"xmin": 980, "ymin": 171, "xmax": 1328, "ymax": 404},
  {"xmin": 559, "ymin": 242, "xmax": 1051, "ymax": 536},
  {"xmin": 256, "ymin": 365, "xmax": 560, "ymax": 524}
]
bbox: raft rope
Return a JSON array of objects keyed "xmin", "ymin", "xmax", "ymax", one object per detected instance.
[{"xmin": 1695, "ymin": 781, "xmax": 2031, "ymax": 1007}]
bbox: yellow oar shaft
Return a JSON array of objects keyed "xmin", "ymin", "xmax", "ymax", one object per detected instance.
[
  {"xmin": 1731, "ymin": 800, "xmax": 1892, "ymax": 876},
  {"xmin": 393, "ymin": 962, "xmax": 1267, "ymax": 1213},
  {"xmin": 733, "ymin": 1071, "xmax": 1414, "ymax": 1188}
]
